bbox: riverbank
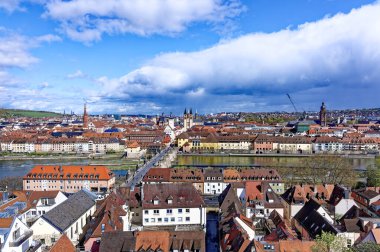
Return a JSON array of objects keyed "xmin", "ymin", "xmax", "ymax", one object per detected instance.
[
  {"xmin": 178, "ymin": 152, "xmax": 378, "ymax": 159},
  {"xmin": 0, "ymin": 153, "xmax": 127, "ymax": 161},
  {"xmin": 0, "ymin": 155, "xmax": 140, "ymax": 178}
]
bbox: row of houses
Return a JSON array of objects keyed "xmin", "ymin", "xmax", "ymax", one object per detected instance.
[
  {"xmin": 177, "ymin": 132, "xmax": 380, "ymax": 154},
  {"xmin": 0, "ymin": 182, "xmax": 207, "ymax": 252},
  {"xmin": 6, "ymin": 163, "xmax": 380, "ymax": 251},
  {"xmin": 0, "ymin": 138, "xmax": 150, "ymax": 155},
  {"xmin": 142, "ymin": 167, "xmax": 285, "ymax": 195},
  {"xmin": 219, "ymin": 180, "xmax": 380, "ymax": 251},
  {"xmin": 0, "ymin": 138, "xmax": 122, "ymax": 154}
]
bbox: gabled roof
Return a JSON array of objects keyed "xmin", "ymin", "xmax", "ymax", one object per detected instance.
[
  {"xmin": 293, "ymin": 199, "xmax": 338, "ymax": 239},
  {"xmin": 219, "ymin": 184, "xmax": 243, "ymax": 218},
  {"xmin": 143, "ymin": 168, "xmax": 171, "ymax": 183},
  {"xmin": 50, "ymin": 234, "xmax": 76, "ymax": 252},
  {"xmin": 42, "ymin": 190, "xmax": 96, "ymax": 232},
  {"xmin": 169, "ymin": 231, "xmax": 205, "ymax": 251},
  {"xmin": 135, "ymin": 231, "xmax": 170, "ymax": 251},
  {"xmin": 27, "ymin": 190, "xmax": 63, "ymax": 207},
  {"xmin": 142, "ymin": 183, "xmax": 204, "ymax": 209},
  {"xmin": 25, "ymin": 165, "xmax": 114, "ymax": 181},
  {"xmin": 99, "ymin": 231, "xmax": 136, "ymax": 251}
]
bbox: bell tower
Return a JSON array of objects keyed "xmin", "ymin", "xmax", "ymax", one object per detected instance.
[
  {"xmin": 319, "ymin": 102, "xmax": 327, "ymax": 127},
  {"xmin": 83, "ymin": 103, "xmax": 88, "ymax": 129},
  {"xmin": 183, "ymin": 108, "xmax": 194, "ymax": 130}
]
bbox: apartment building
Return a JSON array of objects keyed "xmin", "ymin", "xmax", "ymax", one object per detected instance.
[
  {"xmin": 23, "ymin": 165, "xmax": 115, "ymax": 193},
  {"xmin": 142, "ymin": 183, "xmax": 206, "ymax": 228}
]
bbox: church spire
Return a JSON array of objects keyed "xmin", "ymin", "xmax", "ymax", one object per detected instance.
[{"xmin": 83, "ymin": 103, "xmax": 88, "ymax": 129}]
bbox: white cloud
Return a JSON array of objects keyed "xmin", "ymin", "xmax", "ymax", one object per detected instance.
[
  {"xmin": 43, "ymin": 0, "xmax": 244, "ymax": 42},
  {"xmin": 0, "ymin": 33, "xmax": 38, "ymax": 68},
  {"xmin": 95, "ymin": 1, "xmax": 380, "ymax": 112},
  {"xmin": 66, "ymin": 70, "xmax": 86, "ymax": 79},
  {"xmin": 0, "ymin": 0, "xmax": 23, "ymax": 12},
  {"xmin": 0, "ymin": 0, "xmax": 48, "ymax": 13},
  {"xmin": 0, "ymin": 30, "xmax": 62, "ymax": 110}
]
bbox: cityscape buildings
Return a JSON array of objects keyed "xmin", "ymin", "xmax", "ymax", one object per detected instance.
[{"xmin": 1, "ymin": 1, "xmax": 380, "ymax": 251}]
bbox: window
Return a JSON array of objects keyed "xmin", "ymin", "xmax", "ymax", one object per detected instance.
[
  {"xmin": 144, "ymin": 210, "xmax": 149, "ymax": 214},
  {"xmin": 12, "ymin": 228, "xmax": 21, "ymax": 240},
  {"xmin": 186, "ymin": 217, "xmax": 190, "ymax": 222},
  {"xmin": 153, "ymin": 210, "xmax": 159, "ymax": 214},
  {"xmin": 150, "ymin": 218, "xmax": 155, "ymax": 223},
  {"xmin": 144, "ymin": 218, "xmax": 149, "ymax": 223},
  {"xmin": 167, "ymin": 209, "xmax": 172, "ymax": 214},
  {"xmin": 158, "ymin": 218, "xmax": 162, "ymax": 222},
  {"xmin": 178, "ymin": 217, "xmax": 183, "ymax": 222},
  {"xmin": 164, "ymin": 218, "xmax": 169, "ymax": 222},
  {"xmin": 347, "ymin": 239, "xmax": 352, "ymax": 247},
  {"xmin": 178, "ymin": 209, "xmax": 183, "ymax": 213},
  {"xmin": 171, "ymin": 217, "xmax": 175, "ymax": 222},
  {"xmin": 186, "ymin": 209, "xmax": 190, "ymax": 213}
]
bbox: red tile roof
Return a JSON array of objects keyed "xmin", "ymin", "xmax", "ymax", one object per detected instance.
[
  {"xmin": 24, "ymin": 165, "xmax": 114, "ymax": 181},
  {"xmin": 49, "ymin": 234, "xmax": 76, "ymax": 252}
]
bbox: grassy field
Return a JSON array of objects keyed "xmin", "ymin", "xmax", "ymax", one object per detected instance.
[
  {"xmin": 0, "ymin": 109, "xmax": 62, "ymax": 118},
  {"xmin": 89, "ymin": 158, "xmax": 141, "ymax": 171}
]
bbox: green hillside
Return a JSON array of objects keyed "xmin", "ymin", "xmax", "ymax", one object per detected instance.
[{"xmin": 0, "ymin": 109, "xmax": 62, "ymax": 118}]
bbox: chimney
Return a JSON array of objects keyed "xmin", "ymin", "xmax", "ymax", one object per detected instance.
[{"xmin": 344, "ymin": 187, "xmax": 350, "ymax": 199}]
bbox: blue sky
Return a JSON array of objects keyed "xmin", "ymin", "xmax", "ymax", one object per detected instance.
[{"xmin": 0, "ymin": 0, "xmax": 379, "ymax": 115}]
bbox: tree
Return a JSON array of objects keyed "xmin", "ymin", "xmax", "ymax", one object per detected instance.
[
  {"xmin": 367, "ymin": 157, "xmax": 380, "ymax": 189},
  {"xmin": 300, "ymin": 155, "xmax": 357, "ymax": 187},
  {"xmin": 312, "ymin": 232, "xmax": 349, "ymax": 252},
  {"xmin": 352, "ymin": 242, "xmax": 380, "ymax": 252},
  {"xmin": 0, "ymin": 176, "xmax": 23, "ymax": 191}
]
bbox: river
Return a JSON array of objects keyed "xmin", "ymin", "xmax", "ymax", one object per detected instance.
[
  {"xmin": 175, "ymin": 155, "xmax": 376, "ymax": 170},
  {"xmin": 0, "ymin": 155, "xmax": 376, "ymax": 179},
  {"xmin": 0, "ymin": 159, "xmax": 128, "ymax": 179}
]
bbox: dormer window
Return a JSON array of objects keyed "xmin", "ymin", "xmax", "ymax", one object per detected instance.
[
  {"xmin": 153, "ymin": 196, "xmax": 160, "ymax": 205},
  {"xmin": 167, "ymin": 195, "xmax": 173, "ymax": 204}
]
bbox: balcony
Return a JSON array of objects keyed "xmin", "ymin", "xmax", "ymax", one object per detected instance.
[
  {"xmin": 26, "ymin": 241, "xmax": 42, "ymax": 252},
  {"xmin": 9, "ymin": 230, "xmax": 33, "ymax": 247}
]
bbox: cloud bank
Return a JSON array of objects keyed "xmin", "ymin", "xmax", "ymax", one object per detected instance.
[
  {"xmin": 93, "ymin": 1, "xmax": 380, "ymax": 113},
  {"xmin": 42, "ymin": 0, "xmax": 244, "ymax": 42}
]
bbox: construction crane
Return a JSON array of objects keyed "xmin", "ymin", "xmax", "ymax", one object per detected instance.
[{"xmin": 286, "ymin": 93, "xmax": 298, "ymax": 113}]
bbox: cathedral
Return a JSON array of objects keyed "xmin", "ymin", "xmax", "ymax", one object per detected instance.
[{"xmin": 183, "ymin": 108, "xmax": 194, "ymax": 130}]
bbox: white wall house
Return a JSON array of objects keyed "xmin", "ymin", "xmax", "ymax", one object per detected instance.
[
  {"xmin": 20, "ymin": 191, "xmax": 68, "ymax": 225},
  {"xmin": 335, "ymin": 199, "xmax": 359, "ymax": 217},
  {"xmin": 142, "ymin": 184, "xmax": 206, "ymax": 229},
  {"xmin": 0, "ymin": 217, "xmax": 41, "ymax": 252},
  {"xmin": 203, "ymin": 170, "xmax": 226, "ymax": 195},
  {"xmin": 31, "ymin": 190, "xmax": 96, "ymax": 246},
  {"xmin": 313, "ymin": 141, "xmax": 343, "ymax": 153},
  {"xmin": 143, "ymin": 207, "xmax": 206, "ymax": 227}
]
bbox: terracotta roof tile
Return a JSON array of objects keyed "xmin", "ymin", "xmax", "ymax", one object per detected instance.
[
  {"xmin": 24, "ymin": 165, "xmax": 114, "ymax": 181},
  {"xmin": 135, "ymin": 231, "xmax": 170, "ymax": 251},
  {"xmin": 49, "ymin": 234, "xmax": 76, "ymax": 252}
]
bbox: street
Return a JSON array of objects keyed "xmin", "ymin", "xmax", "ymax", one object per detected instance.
[{"xmin": 126, "ymin": 146, "xmax": 172, "ymax": 187}]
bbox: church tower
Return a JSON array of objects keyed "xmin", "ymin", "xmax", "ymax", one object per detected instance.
[
  {"xmin": 83, "ymin": 103, "xmax": 88, "ymax": 129},
  {"xmin": 183, "ymin": 108, "xmax": 194, "ymax": 130},
  {"xmin": 319, "ymin": 102, "xmax": 327, "ymax": 127}
]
